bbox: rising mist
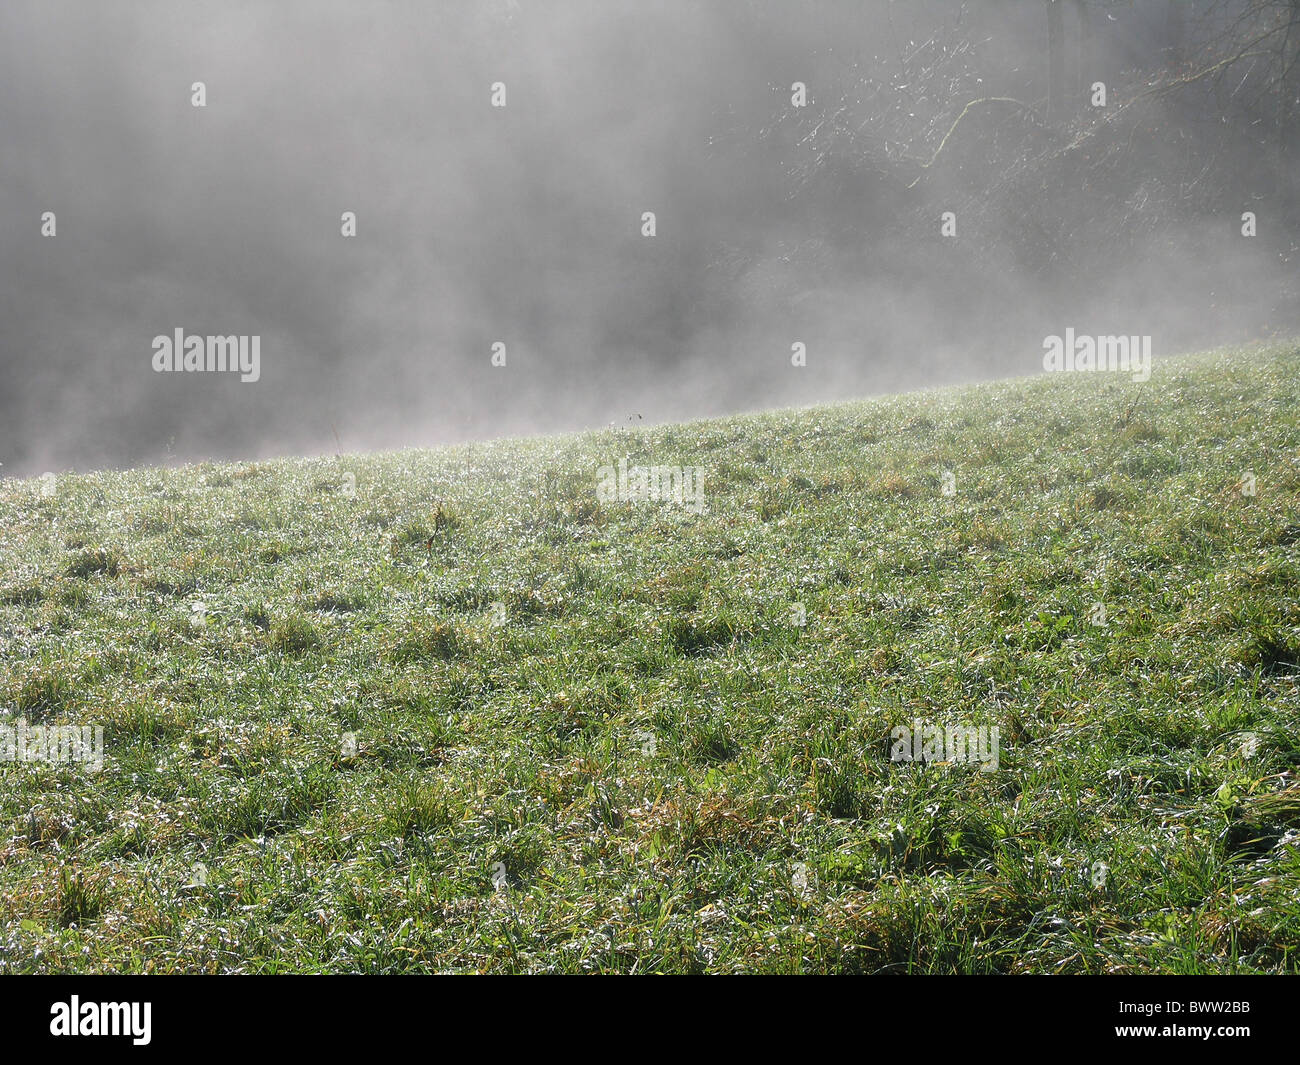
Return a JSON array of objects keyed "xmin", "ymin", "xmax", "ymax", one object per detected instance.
[{"xmin": 1, "ymin": 0, "xmax": 1296, "ymax": 477}]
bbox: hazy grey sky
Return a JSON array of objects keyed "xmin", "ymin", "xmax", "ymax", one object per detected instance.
[{"xmin": 1, "ymin": 1, "xmax": 1295, "ymax": 476}]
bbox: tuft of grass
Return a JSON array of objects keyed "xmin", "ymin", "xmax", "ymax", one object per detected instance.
[
  {"xmin": 57, "ymin": 866, "xmax": 107, "ymax": 927},
  {"xmin": 387, "ymin": 619, "xmax": 463, "ymax": 662},
  {"xmin": 64, "ymin": 547, "xmax": 125, "ymax": 579},
  {"xmin": 266, "ymin": 614, "xmax": 322, "ymax": 655},
  {"xmin": 379, "ymin": 777, "xmax": 455, "ymax": 839}
]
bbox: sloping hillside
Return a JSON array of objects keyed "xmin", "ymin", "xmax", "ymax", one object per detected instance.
[{"xmin": 2, "ymin": 342, "xmax": 1299, "ymax": 973}]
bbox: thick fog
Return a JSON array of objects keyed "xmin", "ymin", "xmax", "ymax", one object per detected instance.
[{"xmin": 1, "ymin": 0, "xmax": 1297, "ymax": 477}]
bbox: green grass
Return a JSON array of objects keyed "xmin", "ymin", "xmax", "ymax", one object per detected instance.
[{"xmin": 2, "ymin": 342, "xmax": 1299, "ymax": 973}]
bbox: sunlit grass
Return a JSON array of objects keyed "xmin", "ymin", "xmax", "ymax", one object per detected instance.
[{"xmin": 1, "ymin": 341, "xmax": 1298, "ymax": 972}]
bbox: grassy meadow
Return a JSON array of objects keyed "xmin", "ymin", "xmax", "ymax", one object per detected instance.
[{"xmin": 2, "ymin": 342, "xmax": 1299, "ymax": 973}]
